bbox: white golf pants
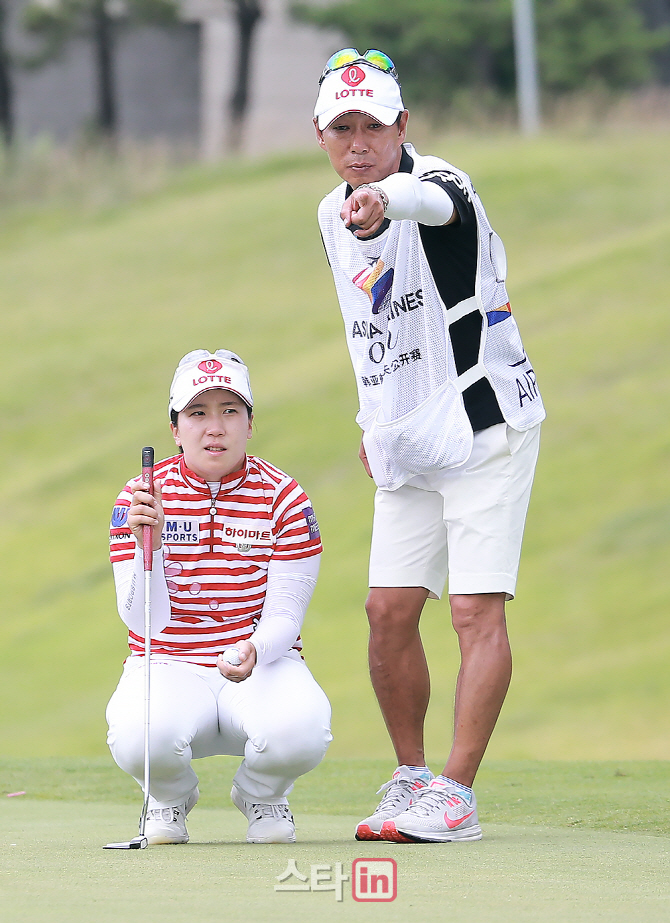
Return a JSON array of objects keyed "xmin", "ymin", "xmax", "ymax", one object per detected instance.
[{"xmin": 106, "ymin": 652, "xmax": 332, "ymax": 806}]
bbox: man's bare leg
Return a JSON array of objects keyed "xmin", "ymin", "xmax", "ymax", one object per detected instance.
[
  {"xmin": 366, "ymin": 586, "xmax": 431, "ymax": 768},
  {"xmin": 366, "ymin": 588, "xmax": 511, "ymax": 785},
  {"xmin": 442, "ymin": 592, "xmax": 512, "ymax": 787}
]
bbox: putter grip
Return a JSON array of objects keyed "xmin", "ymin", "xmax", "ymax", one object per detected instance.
[{"xmin": 141, "ymin": 446, "xmax": 155, "ymax": 572}]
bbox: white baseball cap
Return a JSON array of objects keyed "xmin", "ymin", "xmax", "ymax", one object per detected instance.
[
  {"xmin": 314, "ymin": 61, "xmax": 405, "ymax": 130},
  {"xmin": 169, "ymin": 349, "xmax": 253, "ymax": 416}
]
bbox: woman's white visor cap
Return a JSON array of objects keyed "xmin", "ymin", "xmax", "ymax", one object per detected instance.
[{"xmin": 169, "ymin": 349, "xmax": 253, "ymax": 416}]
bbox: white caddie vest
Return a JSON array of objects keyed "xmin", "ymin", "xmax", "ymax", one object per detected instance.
[{"xmin": 318, "ymin": 144, "xmax": 545, "ymax": 490}]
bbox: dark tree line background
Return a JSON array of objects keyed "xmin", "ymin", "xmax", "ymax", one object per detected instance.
[
  {"xmin": 0, "ymin": 0, "xmax": 263, "ymax": 147},
  {"xmin": 293, "ymin": 0, "xmax": 670, "ymax": 111},
  {"xmin": 0, "ymin": 0, "xmax": 12, "ymax": 143},
  {"xmin": 0, "ymin": 0, "xmax": 669, "ymax": 147}
]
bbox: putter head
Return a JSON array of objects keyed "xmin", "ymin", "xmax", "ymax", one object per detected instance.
[{"xmin": 103, "ymin": 835, "xmax": 148, "ymax": 850}]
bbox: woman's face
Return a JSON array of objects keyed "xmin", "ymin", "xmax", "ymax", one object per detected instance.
[{"xmin": 171, "ymin": 389, "xmax": 252, "ymax": 480}]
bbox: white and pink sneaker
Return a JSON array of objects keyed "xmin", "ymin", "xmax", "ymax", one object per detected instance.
[
  {"xmin": 381, "ymin": 776, "xmax": 482, "ymax": 843},
  {"xmin": 355, "ymin": 765, "xmax": 433, "ymax": 841}
]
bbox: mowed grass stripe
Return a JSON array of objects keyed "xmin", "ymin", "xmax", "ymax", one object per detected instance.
[{"xmin": 512, "ymin": 216, "xmax": 670, "ymax": 290}]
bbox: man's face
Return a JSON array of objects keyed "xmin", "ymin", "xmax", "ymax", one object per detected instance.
[{"xmin": 315, "ymin": 110, "xmax": 409, "ymax": 188}]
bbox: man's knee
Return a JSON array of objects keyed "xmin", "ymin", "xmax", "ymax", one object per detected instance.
[
  {"xmin": 365, "ymin": 587, "xmax": 427, "ymax": 636},
  {"xmin": 449, "ymin": 593, "xmax": 507, "ymax": 639}
]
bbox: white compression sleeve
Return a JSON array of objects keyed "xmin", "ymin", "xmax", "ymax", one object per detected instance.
[
  {"xmin": 371, "ymin": 172, "xmax": 454, "ymax": 225},
  {"xmin": 112, "ymin": 546, "xmax": 172, "ymax": 637},
  {"xmin": 250, "ymin": 554, "xmax": 321, "ymax": 666}
]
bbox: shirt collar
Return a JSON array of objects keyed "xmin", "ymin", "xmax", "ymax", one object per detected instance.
[
  {"xmin": 399, "ymin": 143, "xmax": 414, "ymax": 173},
  {"xmin": 179, "ymin": 455, "xmax": 249, "ymax": 495}
]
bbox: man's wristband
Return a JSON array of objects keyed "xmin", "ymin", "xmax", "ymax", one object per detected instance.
[{"xmin": 358, "ymin": 183, "xmax": 389, "ymax": 213}]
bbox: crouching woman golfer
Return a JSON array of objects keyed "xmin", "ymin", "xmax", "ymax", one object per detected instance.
[{"xmin": 106, "ymin": 349, "xmax": 332, "ymax": 845}]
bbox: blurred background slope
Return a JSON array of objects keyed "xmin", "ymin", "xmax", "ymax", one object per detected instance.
[
  {"xmin": 0, "ymin": 0, "xmax": 669, "ymax": 762},
  {"xmin": 1, "ymin": 127, "xmax": 668, "ymax": 760}
]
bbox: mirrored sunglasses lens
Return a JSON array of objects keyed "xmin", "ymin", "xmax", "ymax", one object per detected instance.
[
  {"xmin": 325, "ymin": 48, "xmax": 360, "ymax": 72},
  {"xmin": 363, "ymin": 49, "xmax": 395, "ymax": 72}
]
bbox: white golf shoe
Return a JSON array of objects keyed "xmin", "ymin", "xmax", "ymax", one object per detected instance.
[
  {"xmin": 145, "ymin": 786, "xmax": 199, "ymax": 845},
  {"xmin": 380, "ymin": 777, "xmax": 482, "ymax": 843},
  {"xmin": 355, "ymin": 765, "xmax": 433, "ymax": 841},
  {"xmin": 231, "ymin": 784, "xmax": 296, "ymax": 843}
]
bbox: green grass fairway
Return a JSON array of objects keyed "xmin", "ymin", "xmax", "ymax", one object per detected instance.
[
  {"xmin": 3, "ymin": 756, "xmax": 670, "ymax": 835},
  {"xmin": 2, "ymin": 758, "xmax": 670, "ymax": 923},
  {"xmin": 1, "ymin": 127, "xmax": 670, "ymax": 763}
]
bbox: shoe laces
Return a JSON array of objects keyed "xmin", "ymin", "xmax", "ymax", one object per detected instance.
[
  {"xmin": 375, "ymin": 776, "xmax": 421, "ymax": 812},
  {"xmin": 408, "ymin": 786, "xmax": 462, "ymax": 817},
  {"xmin": 249, "ymin": 802, "xmax": 292, "ymax": 822},
  {"xmin": 147, "ymin": 806, "xmax": 180, "ymax": 823}
]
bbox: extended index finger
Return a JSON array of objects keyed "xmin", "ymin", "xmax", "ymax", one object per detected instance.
[{"xmin": 340, "ymin": 195, "xmax": 356, "ymax": 226}]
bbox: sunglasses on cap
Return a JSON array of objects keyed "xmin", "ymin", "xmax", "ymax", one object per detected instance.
[{"xmin": 319, "ymin": 48, "xmax": 399, "ymax": 85}]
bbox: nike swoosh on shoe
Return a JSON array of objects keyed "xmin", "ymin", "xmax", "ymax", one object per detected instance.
[{"xmin": 444, "ymin": 808, "xmax": 475, "ymax": 829}]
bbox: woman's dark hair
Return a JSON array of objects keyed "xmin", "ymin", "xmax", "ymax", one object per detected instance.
[{"xmin": 170, "ymin": 408, "xmax": 184, "ymax": 453}]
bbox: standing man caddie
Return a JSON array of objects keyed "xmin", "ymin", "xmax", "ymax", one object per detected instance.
[{"xmin": 313, "ymin": 48, "xmax": 545, "ymax": 843}]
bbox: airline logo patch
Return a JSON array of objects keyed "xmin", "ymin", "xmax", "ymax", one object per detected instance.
[
  {"xmin": 352, "ymin": 259, "xmax": 394, "ymax": 315},
  {"xmin": 162, "ymin": 518, "xmax": 200, "ymax": 545},
  {"xmin": 222, "ymin": 518, "xmax": 273, "ymax": 546}
]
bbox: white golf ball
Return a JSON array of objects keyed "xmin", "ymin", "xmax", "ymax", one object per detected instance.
[{"xmin": 222, "ymin": 648, "xmax": 242, "ymax": 666}]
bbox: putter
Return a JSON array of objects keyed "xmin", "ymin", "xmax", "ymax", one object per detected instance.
[{"xmin": 104, "ymin": 446, "xmax": 155, "ymax": 850}]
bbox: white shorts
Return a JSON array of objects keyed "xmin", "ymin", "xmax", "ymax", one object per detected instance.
[
  {"xmin": 369, "ymin": 422, "xmax": 541, "ymax": 600},
  {"xmin": 106, "ymin": 653, "xmax": 332, "ymax": 806}
]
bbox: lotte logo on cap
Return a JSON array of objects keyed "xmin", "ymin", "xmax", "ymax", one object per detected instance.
[
  {"xmin": 342, "ymin": 65, "xmax": 365, "ymax": 87},
  {"xmin": 198, "ymin": 359, "xmax": 223, "ymax": 373}
]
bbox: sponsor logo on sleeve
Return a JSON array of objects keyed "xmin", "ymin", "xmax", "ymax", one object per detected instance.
[
  {"xmin": 421, "ymin": 169, "xmax": 473, "ymax": 202},
  {"xmin": 303, "ymin": 506, "xmax": 320, "ymax": 540},
  {"xmin": 111, "ymin": 506, "xmax": 129, "ymax": 528}
]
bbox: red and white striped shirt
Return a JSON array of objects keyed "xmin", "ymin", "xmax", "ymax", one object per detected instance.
[{"xmin": 109, "ymin": 453, "xmax": 322, "ymax": 665}]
